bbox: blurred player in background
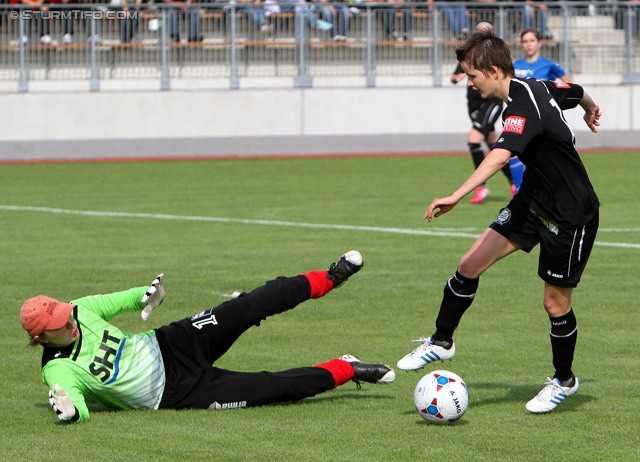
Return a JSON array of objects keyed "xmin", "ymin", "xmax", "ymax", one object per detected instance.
[
  {"xmin": 510, "ymin": 28, "xmax": 572, "ymax": 192},
  {"xmin": 514, "ymin": 28, "xmax": 571, "ymax": 83},
  {"xmin": 451, "ymin": 21, "xmax": 517, "ymax": 204},
  {"xmin": 398, "ymin": 29, "xmax": 601, "ymax": 414},
  {"xmin": 20, "ymin": 251, "xmax": 395, "ymax": 423}
]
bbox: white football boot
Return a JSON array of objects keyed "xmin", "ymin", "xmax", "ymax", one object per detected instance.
[
  {"xmin": 397, "ymin": 337, "xmax": 456, "ymax": 371},
  {"xmin": 526, "ymin": 376, "xmax": 579, "ymax": 413}
]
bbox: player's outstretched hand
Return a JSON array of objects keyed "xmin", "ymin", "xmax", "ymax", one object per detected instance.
[
  {"xmin": 425, "ymin": 196, "xmax": 458, "ymax": 222},
  {"xmin": 583, "ymin": 104, "xmax": 602, "ymax": 133},
  {"xmin": 48, "ymin": 384, "xmax": 79, "ymax": 422},
  {"xmin": 141, "ymin": 273, "xmax": 165, "ymax": 321}
]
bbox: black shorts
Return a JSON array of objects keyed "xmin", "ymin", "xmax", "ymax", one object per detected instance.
[
  {"xmin": 469, "ymin": 100, "xmax": 503, "ymax": 137},
  {"xmin": 489, "ymin": 196, "xmax": 599, "ymax": 288}
]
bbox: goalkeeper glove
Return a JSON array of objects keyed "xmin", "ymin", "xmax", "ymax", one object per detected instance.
[
  {"xmin": 141, "ymin": 273, "xmax": 165, "ymax": 321},
  {"xmin": 48, "ymin": 384, "xmax": 79, "ymax": 422}
]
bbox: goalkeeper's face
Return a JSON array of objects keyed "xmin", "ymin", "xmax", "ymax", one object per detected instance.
[{"xmin": 38, "ymin": 316, "xmax": 79, "ymax": 347}]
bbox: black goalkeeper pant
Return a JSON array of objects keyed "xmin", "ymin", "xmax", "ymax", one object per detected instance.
[{"xmin": 155, "ymin": 275, "xmax": 335, "ymax": 410}]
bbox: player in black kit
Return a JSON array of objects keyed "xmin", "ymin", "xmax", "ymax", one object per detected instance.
[
  {"xmin": 451, "ymin": 22, "xmax": 517, "ymax": 204},
  {"xmin": 398, "ymin": 29, "xmax": 601, "ymax": 414}
]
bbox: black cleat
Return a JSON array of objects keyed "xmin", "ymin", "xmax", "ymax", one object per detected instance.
[
  {"xmin": 327, "ymin": 250, "xmax": 363, "ymax": 288},
  {"xmin": 340, "ymin": 354, "xmax": 395, "ymax": 388}
]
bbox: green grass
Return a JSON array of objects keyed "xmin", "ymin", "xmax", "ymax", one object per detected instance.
[{"xmin": 1, "ymin": 152, "xmax": 639, "ymax": 461}]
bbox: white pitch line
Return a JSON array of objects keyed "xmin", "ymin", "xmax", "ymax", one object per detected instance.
[
  {"xmin": 2, "ymin": 204, "xmax": 640, "ymax": 249},
  {"xmin": 212, "ymin": 290, "xmax": 242, "ymax": 299}
]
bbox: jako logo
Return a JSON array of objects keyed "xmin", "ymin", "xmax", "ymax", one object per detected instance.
[{"xmin": 546, "ymin": 270, "xmax": 564, "ymax": 279}]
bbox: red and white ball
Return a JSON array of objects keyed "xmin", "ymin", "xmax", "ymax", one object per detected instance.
[{"xmin": 414, "ymin": 370, "xmax": 468, "ymax": 424}]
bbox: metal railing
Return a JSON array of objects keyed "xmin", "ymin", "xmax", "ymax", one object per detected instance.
[{"xmin": 0, "ymin": 1, "xmax": 638, "ymax": 90}]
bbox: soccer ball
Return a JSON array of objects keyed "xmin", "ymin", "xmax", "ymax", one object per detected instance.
[{"xmin": 414, "ymin": 370, "xmax": 469, "ymax": 424}]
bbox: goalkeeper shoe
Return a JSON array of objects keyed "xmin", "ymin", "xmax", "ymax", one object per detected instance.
[
  {"xmin": 339, "ymin": 354, "xmax": 395, "ymax": 388},
  {"xmin": 396, "ymin": 337, "xmax": 456, "ymax": 371},
  {"xmin": 525, "ymin": 376, "xmax": 579, "ymax": 413},
  {"xmin": 327, "ymin": 250, "xmax": 363, "ymax": 288}
]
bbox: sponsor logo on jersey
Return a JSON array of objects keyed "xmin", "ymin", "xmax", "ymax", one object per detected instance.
[
  {"xmin": 495, "ymin": 208, "xmax": 511, "ymax": 225},
  {"xmin": 89, "ymin": 329, "xmax": 122, "ymax": 383},
  {"xmin": 503, "ymin": 116, "xmax": 526, "ymax": 135}
]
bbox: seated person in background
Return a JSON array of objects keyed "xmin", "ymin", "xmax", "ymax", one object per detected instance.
[
  {"xmin": 382, "ymin": 0, "xmax": 412, "ymax": 42},
  {"xmin": 278, "ymin": 0, "xmax": 333, "ymax": 35},
  {"xmin": 48, "ymin": 0, "xmax": 76, "ymax": 44},
  {"xmin": 1, "ymin": 0, "xmax": 8, "ymax": 27},
  {"xmin": 365, "ymin": 0, "xmax": 412, "ymax": 42},
  {"xmin": 17, "ymin": 0, "xmax": 51, "ymax": 44},
  {"xmin": 234, "ymin": 0, "xmax": 275, "ymax": 36},
  {"xmin": 514, "ymin": 0, "xmax": 552, "ymax": 40},
  {"xmin": 161, "ymin": 0, "xmax": 201, "ymax": 42},
  {"xmin": 83, "ymin": 0, "xmax": 106, "ymax": 44},
  {"xmin": 111, "ymin": 0, "xmax": 143, "ymax": 43},
  {"xmin": 122, "ymin": 0, "xmax": 143, "ymax": 43},
  {"xmin": 427, "ymin": 0, "xmax": 468, "ymax": 40},
  {"xmin": 314, "ymin": 0, "xmax": 350, "ymax": 41}
]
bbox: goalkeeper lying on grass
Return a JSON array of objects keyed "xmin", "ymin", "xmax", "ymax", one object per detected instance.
[{"xmin": 19, "ymin": 250, "xmax": 395, "ymax": 423}]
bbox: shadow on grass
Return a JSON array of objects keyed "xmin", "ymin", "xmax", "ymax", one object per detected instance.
[
  {"xmin": 36, "ymin": 390, "xmax": 394, "ymax": 424},
  {"xmin": 466, "ymin": 379, "xmax": 596, "ymax": 414},
  {"xmin": 271, "ymin": 391, "xmax": 396, "ymax": 407},
  {"xmin": 396, "ymin": 377, "xmax": 596, "ymax": 426}
]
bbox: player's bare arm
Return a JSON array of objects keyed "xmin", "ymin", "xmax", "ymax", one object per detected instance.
[
  {"xmin": 425, "ymin": 148, "xmax": 511, "ymax": 221},
  {"xmin": 451, "ymin": 71, "xmax": 466, "ymax": 84},
  {"xmin": 579, "ymin": 91, "xmax": 601, "ymax": 133}
]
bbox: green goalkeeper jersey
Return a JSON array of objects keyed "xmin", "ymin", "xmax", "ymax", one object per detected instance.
[{"xmin": 41, "ymin": 287, "xmax": 166, "ymax": 422}]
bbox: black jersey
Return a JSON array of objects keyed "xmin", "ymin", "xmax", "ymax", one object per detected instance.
[
  {"xmin": 453, "ymin": 62, "xmax": 503, "ymax": 112},
  {"xmin": 467, "ymin": 86, "xmax": 503, "ymax": 113},
  {"xmin": 495, "ymin": 78, "xmax": 600, "ymax": 227}
]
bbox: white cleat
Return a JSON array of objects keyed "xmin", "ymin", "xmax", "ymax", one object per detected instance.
[
  {"xmin": 526, "ymin": 376, "xmax": 579, "ymax": 413},
  {"xmin": 397, "ymin": 337, "xmax": 456, "ymax": 371}
]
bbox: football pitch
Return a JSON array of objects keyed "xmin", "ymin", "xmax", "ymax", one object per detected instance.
[{"xmin": 1, "ymin": 152, "xmax": 638, "ymax": 461}]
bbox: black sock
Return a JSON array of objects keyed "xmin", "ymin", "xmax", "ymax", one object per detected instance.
[
  {"xmin": 501, "ymin": 163, "xmax": 513, "ymax": 183},
  {"xmin": 432, "ymin": 270, "xmax": 478, "ymax": 343},
  {"xmin": 550, "ymin": 309, "xmax": 578, "ymax": 383},
  {"xmin": 469, "ymin": 143, "xmax": 485, "ymax": 170}
]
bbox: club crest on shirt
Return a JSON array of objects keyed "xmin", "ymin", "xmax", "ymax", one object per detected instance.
[{"xmin": 503, "ymin": 116, "xmax": 526, "ymax": 135}]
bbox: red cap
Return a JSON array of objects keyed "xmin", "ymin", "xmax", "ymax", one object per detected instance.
[{"xmin": 20, "ymin": 295, "xmax": 74, "ymax": 338}]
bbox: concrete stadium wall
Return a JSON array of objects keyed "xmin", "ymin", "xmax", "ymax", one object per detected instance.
[{"xmin": 1, "ymin": 80, "xmax": 639, "ymax": 161}]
